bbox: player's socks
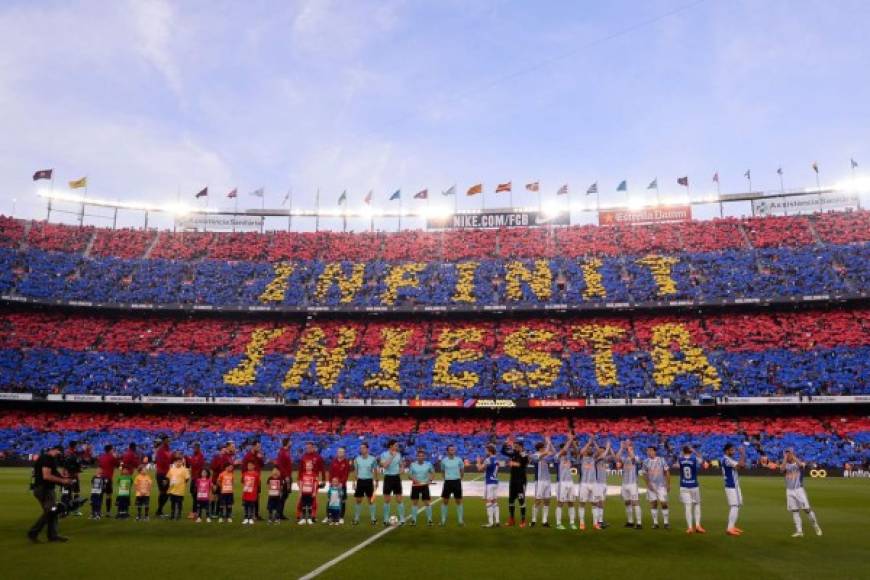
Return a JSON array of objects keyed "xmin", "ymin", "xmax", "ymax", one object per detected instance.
[
  {"xmin": 662, "ymin": 509, "xmax": 669, "ymax": 525},
  {"xmin": 369, "ymin": 504, "xmax": 376, "ymax": 521},
  {"xmin": 684, "ymin": 505, "xmax": 694, "ymax": 528},
  {"xmin": 383, "ymin": 504, "xmax": 391, "ymax": 523},
  {"xmin": 354, "ymin": 503, "xmax": 361, "ymax": 522},
  {"xmin": 555, "ymin": 506, "xmax": 562, "ymax": 526},
  {"xmin": 426, "ymin": 505, "xmax": 432, "ymax": 523},
  {"xmin": 397, "ymin": 503, "xmax": 405, "ymax": 521},
  {"xmin": 578, "ymin": 505, "xmax": 586, "ymax": 525},
  {"xmin": 487, "ymin": 504, "xmax": 494, "ymax": 525},
  {"xmin": 410, "ymin": 507, "xmax": 417, "ymax": 524},
  {"xmin": 807, "ymin": 510, "xmax": 819, "ymax": 528},
  {"xmin": 457, "ymin": 504, "xmax": 464, "ymax": 524},
  {"xmin": 541, "ymin": 505, "xmax": 548, "ymax": 525},
  {"xmin": 520, "ymin": 506, "xmax": 526, "ymax": 522},
  {"xmin": 693, "ymin": 504, "xmax": 701, "ymax": 528},
  {"xmin": 494, "ymin": 505, "xmax": 500, "ymax": 524},
  {"xmin": 634, "ymin": 505, "xmax": 641, "ymax": 524},
  {"xmin": 508, "ymin": 503, "xmax": 515, "ymax": 520},
  {"xmin": 441, "ymin": 504, "xmax": 448, "ymax": 524},
  {"xmin": 651, "ymin": 509, "xmax": 659, "ymax": 526},
  {"xmin": 568, "ymin": 506, "xmax": 575, "ymax": 525},
  {"xmin": 625, "ymin": 506, "xmax": 634, "ymax": 524},
  {"xmin": 727, "ymin": 507, "xmax": 738, "ymax": 530},
  {"xmin": 792, "ymin": 511, "xmax": 802, "ymax": 533},
  {"xmin": 531, "ymin": 505, "xmax": 538, "ymax": 523}
]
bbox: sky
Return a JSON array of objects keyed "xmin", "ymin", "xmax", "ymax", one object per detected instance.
[{"xmin": 1, "ymin": 0, "xmax": 869, "ymax": 231}]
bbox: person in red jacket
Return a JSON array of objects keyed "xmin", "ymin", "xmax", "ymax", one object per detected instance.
[
  {"xmin": 328, "ymin": 447, "xmax": 351, "ymax": 523},
  {"xmin": 241, "ymin": 462, "xmax": 261, "ymax": 525},
  {"xmin": 275, "ymin": 438, "xmax": 293, "ymax": 520},
  {"xmin": 186, "ymin": 442, "xmax": 206, "ymax": 519},
  {"xmin": 296, "ymin": 441, "xmax": 326, "ymax": 523},
  {"xmin": 97, "ymin": 445, "xmax": 120, "ymax": 516},
  {"xmin": 153, "ymin": 436, "xmax": 172, "ymax": 518},
  {"xmin": 120, "ymin": 443, "xmax": 140, "ymax": 473},
  {"xmin": 242, "ymin": 441, "xmax": 265, "ymax": 519}
]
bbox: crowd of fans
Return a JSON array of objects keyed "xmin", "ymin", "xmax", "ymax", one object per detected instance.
[
  {"xmin": 0, "ymin": 308, "xmax": 866, "ymax": 400},
  {"xmin": 0, "ymin": 411, "xmax": 867, "ymax": 469}
]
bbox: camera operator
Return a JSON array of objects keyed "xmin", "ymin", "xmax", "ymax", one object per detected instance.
[
  {"xmin": 61, "ymin": 440, "xmax": 84, "ymax": 516},
  {"xmin": 28, "ymin": 445, "xmax": 75, "ymax": 543}
]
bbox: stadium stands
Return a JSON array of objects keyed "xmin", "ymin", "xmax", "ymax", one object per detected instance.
[
  {"xmin": 0, "ymin": 307, "xmax": 867, "ymax": 399},
  {"xmin": 0, "ymin": 213, "xmax": 866, "ymax": 310},
  {"xmin": 0, "ymin": 411, "xmax": 866, "ymax": 469}
]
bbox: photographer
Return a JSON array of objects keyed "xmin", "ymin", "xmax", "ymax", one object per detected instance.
[
  {"xmin": 61, "ymin": 440, "xmax": 84, "ymax": 516},
  {"xmin": 27, "ymin": 445, "xmax": 75, "ymax": 543}
]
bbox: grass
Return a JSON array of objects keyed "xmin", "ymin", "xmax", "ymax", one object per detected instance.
[{"xmin": 1, "ymin": 469, "xmax": 868, "ymax": 580}]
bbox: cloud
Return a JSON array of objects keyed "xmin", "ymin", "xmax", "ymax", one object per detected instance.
[{"xmin": 128, "ymin": 0, "xmax": 182, "ymax": 95}]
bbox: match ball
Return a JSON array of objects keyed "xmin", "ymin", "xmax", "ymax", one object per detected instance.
[{"xmin": 389, "ymin": 515, "xmax": 399, "ymax": 525}]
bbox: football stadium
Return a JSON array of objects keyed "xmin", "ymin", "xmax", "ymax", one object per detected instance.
[{"xmin": 2, "ymin": 2, "xmax": 869, "ymax": 580}]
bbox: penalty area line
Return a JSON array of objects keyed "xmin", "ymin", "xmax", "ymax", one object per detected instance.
[{"xmin": 299, "ymin": 476, "xmax": 482, "ymax": 580}]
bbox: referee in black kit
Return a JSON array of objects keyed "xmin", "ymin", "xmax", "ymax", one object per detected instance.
[{"xmin": 27, "ymin": 445, "xmax": 75, "ymax": 543}]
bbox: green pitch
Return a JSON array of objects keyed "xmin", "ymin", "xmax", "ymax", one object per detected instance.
[{"xmin": 1, "ymin": 469, "xmax": 868, "ymax": 580}]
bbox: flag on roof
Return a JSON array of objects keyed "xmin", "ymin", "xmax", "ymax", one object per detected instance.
[
  {"xmin": 69, "ymin": 176, "xmax": 87, "ymax": 189},
  {"xmin": 466, "ymin": 184, "xmax": 482, "ymax": 196},
  {"xmin": 776, "ymin": 167, "xmax": 783, "ymax": 176},
  {"xmin": 812, "ymin": 161, "xmax": 819, "ymax": 174},
  {"xmin": 556, "ymin": 184, "xmax": 568, "ymax": 196},
  {"xmin": 616, "ymin": 180, "xmax": 627, "ymax": 192},
  {"xmin": 389, "ymin": 189, "xmax": 401, "ymax": 201},
  {"xmin": 525, "ymin": 182, "xmax": 539, "ymax": 192},
  {"xmin": 250, "ymin": 187, "xmax": 264, "ymax": 198},
  {"xmin": 647, "ymin": 179, "xmax": 658, "ymax": 190},
  {"xmin": 337, "ymin": 190, "xmax": 347, "ymax": 205},
  {"xmin": 851, "ymin": 158, "xmax": 859, "ymax": 169},
  {"xmin": 744, "ymin": 169, "xmax": 751, "ymax": 180},
  {"xmin": 495, "ymin": 181, "xmax": 512, "ymax": 193},
  {"xmin": 677, "ymin": 176, "xmax": 689, "ymax": 187},
  {"xmin": 414, "ymin": 188, "xmax": 428, "ymax": 200},
  {"xmin": 363, "ymin": 190, "xmax": 373, "ymax": 205},
  {"xmin": 195, "ymin": 187, "xmax": 208, "ymax": 198},
  {"xmin": 33, "ymin": 169, "xmax": 53, "ymax": 181},
  {"xmin": 227, "ymin": 188, "xmax": 238, "ymax": 198},
  {"xmin": 712, "ymin": 172, "xmax": 720, "ymax": 183},
  {"xmin": 586, "ymin": 182, "xmax": 598, "ymax": 195},
  {"xmin": 442, "ymin": 185, "xmax": 456, "ymax": 196}
]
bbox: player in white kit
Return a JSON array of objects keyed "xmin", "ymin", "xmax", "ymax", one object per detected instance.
[
  {"xmin": 721, "ymin": 442, "xmax": 746, "ymax": 536},
  {"xmin": 642, "ymin": 446, "xmax": 671, "ymax": 529},
  {"xmin": 575, "ymin": 437, "xmax": 597, "ymax": 531},
  {"xmin": 781, "ymin": 449, "xmax": 822, "ymax": 537},
  {"xmin": 554, "ymin": 433, "xmax": 576, "ymax": 530},
  {"xmin": 593, "ymin": 440, "xmax": 614, "ymax": 529},
  {"xmin": 530, "ymin": 436, "xmax": 555, "ymax": 527},
  {"xmin": 617, "ymin": 440, "xmax": 642, "ymax": 529}
]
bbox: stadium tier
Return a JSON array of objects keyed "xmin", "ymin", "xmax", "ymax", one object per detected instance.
[
  {"xmin": 1, "ymin": 411, "xmax": 867, "ymax": 468},
  {"xmin": 0, "ymin": 213, "xmax": 868, "ymax": 310},
  {"xmin": 0, "ymin": 307, "xmax": 867, "ymax": 399}
]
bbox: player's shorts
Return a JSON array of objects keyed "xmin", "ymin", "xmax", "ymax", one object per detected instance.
[
  {"xmin": 484, "ymin": 483, "xmax": 499, "ymax": 501},
  {"xmin": 104, "ymin": 479, "xmax": 114, "ymax": 496},
  {"xmin": 724, "ymin": 486, "xmax": 743, "ymax": 507},
  {"xmin": 410, "ymin": 485, "xmax": 431, "ymax": 501},
  {"xmin": 646, "ymin": 485, "xmax": 668, "ymax": 502},
  {"xmin": 556, "ymin": 482, "xmax": 574, "ymax": 502},
  {"xmin": 577, "ymin": 483, "xmax": 596, "ymax": 502},
  {"xmin": 508, "ymin": 479, "xmax": 526, "ymax": 503},
  {"xmin": 594, "ymin": 483, "xmax": 607, "ymax": 502},
  {"xmin": 382, "ymin": 475, "xmax": 403, "ymax": 496},
  {"xmin": 220, "ymin": 493, "xmax": 234, "ymax": 506},
  {"xmin": 135, "ymin": 495, "xmax": 150, "ymax": 507},
  {"xmin": 786, "ymin": 488, "xmax": 810, "ymax": 511},
  {"xmin": 621, "ymin": 484, "xmax": 639, "ymax": 502},
  {"xmin": 441, "ymin": 479, "xmax": 463, "ymax": 499},
  {"xmin": 354, "ymin": 478, "xmax": 375, "ymax": 499},
  {"xmin": 534, "ymin": 480, "xmax": 552, "ymax": 500},
  {"xmin": 679, "ymin": 487, "xmax": 701, "ymax": 504}
]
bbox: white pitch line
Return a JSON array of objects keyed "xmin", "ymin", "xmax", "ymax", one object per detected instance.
[{"xmin": 299, "ymin": 476, "xmax": 483, "ymax": 580}]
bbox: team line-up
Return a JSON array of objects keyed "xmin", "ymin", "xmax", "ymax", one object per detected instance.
[{"xmin": 58, "ymin": 433, "xmax": 824, "ymax": 538}]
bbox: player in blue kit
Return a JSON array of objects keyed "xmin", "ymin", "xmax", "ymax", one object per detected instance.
[
  {"xmin": 722, "ymin": 442, "xmax": 747, "ymax": 536},
  {"xmin": 476, "ymin": 444, "xmax": 501, "ymax": 528},
  {"xmin": 677, "ymin": 446, "xmax": 705, "ymax": 534}
]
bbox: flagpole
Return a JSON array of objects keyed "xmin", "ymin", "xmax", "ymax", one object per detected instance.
[
  {"xmin": 78, "ymin": 178, "xmax": 87, "ymax": 227},
  {"xmin": 47, "ymin": 174, "xmax": 55, "ymax": 221},
  {"xmin": 779, "ymin": 171, "xmax": 784, "ymax": 193},
  {"xmin": 261, "ymin": 190, "xmax": 265, "ymax": 234},
  {"xmin": 315, "ymin": 188, "xmax": 320, "ymax": 232},
  {"xmin": 655, "ymin": 178, "xmax": 660, "ymax": 205},
  {"xmin": 233, "ymin": 194, "xmax": 238, "ymax": 233},
  {"xmin": 815, "ymin": 170, "xmax": 821, "ymax": 191},
  {"xmin": 398, "ymin": 194, "xmax": 403, "ymax": 231}
]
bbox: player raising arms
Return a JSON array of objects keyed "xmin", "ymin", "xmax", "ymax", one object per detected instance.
[
  {"xmin": 501, "ymin": 436, "xmax": 529, "ymax": 527},
  {"xmin": 593, "ymin": 440, "xmax": 614, "ymax": 529},
  {"xmin": 781, "ymin": 449, "xmax": 822, "ymax": 537},
  {"xmin": 721, "ymin": 442, "xmax": 746, "ymax": 536},
  {"xmin": 351, "ymin": 443, "xmax": 379, "ymax": 526},
  {"xmin": 575, "ymin": 436, "xmax": 597, "ymax": 531},
  {"xmin": 408, "ymin": 449, "xmax": 434, "ymax": 526},
  {"xmin": 554, "ymin": 433, "xmax": 576, "ymax": 530},
  {"xmin": 476, "ymin": 444, "xmax": 500, "ymax": 528},
  {"xmin": 379, "ymin": 439, "xmax": 405, "ymax": 526},
  {"xmin": 530, "ymin": 436, "xmax": 555, "ymax": 527},
  {"xmin": 677, "ymin": 446, "xmax": 705, "ymax": 534},
  {"xmin": 617, "ymin": 441, "xmax": 642, "ymax": 529},
  {"xmin": 440, "ymin": 444, "xmax": 465, "ymax": 526},
  {"xmin": 642, "ymin": 446, "xmax": 671, "ymax": 529}
]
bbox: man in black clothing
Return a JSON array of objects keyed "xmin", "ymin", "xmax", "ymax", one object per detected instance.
[
  {"xmin": 28, "ymin": 445, "xmax": 75, "ymax": 543},
  {"xmin": 500, "ymin": 436, "xmax": 530, "ymax": 527},
  {"xmin": 61, "ymin": 441, "xmax": 83, "ymax": 515}
]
